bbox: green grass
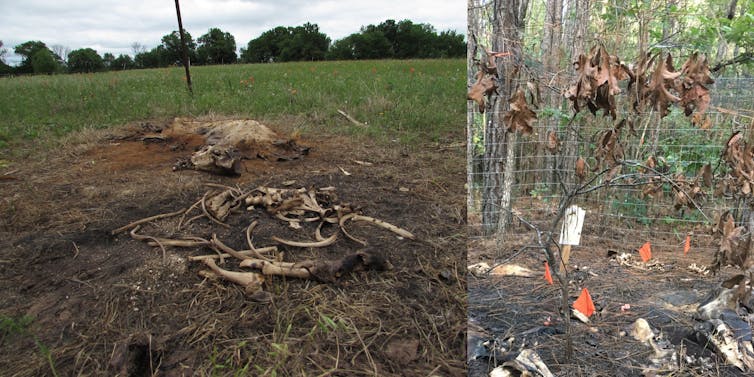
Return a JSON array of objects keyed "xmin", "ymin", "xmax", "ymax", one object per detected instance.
[
  {"xmin": 1, "ymin": 314, "xmax": 58, "ymax": 376},
  {"xmin": 0, "ymin": 59, "xmax": 465, "ymax": 152}
]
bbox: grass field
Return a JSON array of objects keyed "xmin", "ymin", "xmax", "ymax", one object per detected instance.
[{"xmin": 0, "ymin": 59, "xmax": 465, "ymax": 152}]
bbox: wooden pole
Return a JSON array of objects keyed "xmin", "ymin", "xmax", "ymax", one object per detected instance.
[
  {"xmin": 174, "ymin": 0, "xmax": 193, "ymax": 94},
  {"xmin": 559, "ymin": 244, "xmax": 572, "ymax": 273}
]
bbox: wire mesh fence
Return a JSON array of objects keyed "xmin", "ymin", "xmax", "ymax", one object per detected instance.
[{"xmin": 468, "ymin": 75, "xmax": 754, "ymax": 257}]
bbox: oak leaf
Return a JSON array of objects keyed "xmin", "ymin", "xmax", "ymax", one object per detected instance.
[
  {"xmin": 504, "ymin": 90, "xmax": 537, "ymax": 135},
  {"xmin": 646, "ymin": 53, "xmax": 681, "ymax": 117},
  {"xmin": 575, "ymin": 157, "xmax": 587, "ymax": 182},
  {"xmin": 467, "ymin": 71, "xmax": 497, "ymax": 113}
]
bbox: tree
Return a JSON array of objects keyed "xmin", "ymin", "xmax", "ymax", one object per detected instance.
[
  {"xmin": 376, "ymin": 19, "xmax": 399, "ymax": 49},
  {"xmin": 328, "ymin": 19, "xmax": 464, "ymax": 60},
  {"xmin": 102, "ymin": 52, "xmax": 115, "ymax": 69},
  {"xmin": 241, "ymin": 26, "xmax": 290, "ymax": 63},
  {"xmin": 280, "ymin": 23, "xmax": 330, "ymax": 61},
  {"xmin": 50, "ymin": 45, "xmax": 71, "ymax": 63},
  {"xmin": 434, "ymin": 30, "xmax": 466, "ymax": 58},
  {"xmin": 329, "ymin": 30, "xmax": 393, "ymax": 60},
  {"xmin": 196, "ymin": 27, "xmax": 237, "ymax": 65},
  {"xmin": 111, "ymin": 54, "xmax": 135, "ymax": 70},
  {"xmin": 135, "ymin": 46, "xmax": 169, "ymax": 68},
  {"xmin": 480, "ymin": 0, "xmax": 529, "ymax": 235},
  {"xmin": 327, "ymin": 36, "xmax": 357, "ymax": 60},
  {"xmin": 14, "ymin": 41, "xmax": 56, "ymax": 74},
  {"xmin": 161, "ymin": 30, "xmax": 196, "ymax": 65},
  {"xmin": 241, "ymin": 23, "xmax": 329, "ymax": 63},
  {"xmin": 68, "ymin": 48, "xmax": 105, "ymax": 73},
  {"xmin": 131, "ymin": 42, "xmax": 146, "ymax": 56},
  {"xmin": 394, "ymin": 20, "xmax": 436, "ymax": 58},
  {"xmin": 31, "ymin": 48, "xmax": 59, "ymax": 74},
  {"xmin": 539, "ymin": 0, "xmax": 564, "ymax": 189}
]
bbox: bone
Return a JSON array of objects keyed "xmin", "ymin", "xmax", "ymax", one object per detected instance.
[
  {"xmin": 271, "ymin": 230, "xmax": 337, "ymax": 248},
  {"xmin": 350, "ymin": 215, "xmax": 415, "ymax": 239},
  {"xmin": 112, "ymin": 208, "xmax": 187, "ymax": 235},
  {"xmin": 188, "ymin": 247, "xmax": 277, "ymax": 262},
  {"xmin": 201, "ymin": 258, "xmax": 265, "ymax": 294}
]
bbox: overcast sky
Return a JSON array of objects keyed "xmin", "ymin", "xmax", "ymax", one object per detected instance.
[{"xmin": 0, "ymin": 0, "xmax": 466, "ymax": 65}]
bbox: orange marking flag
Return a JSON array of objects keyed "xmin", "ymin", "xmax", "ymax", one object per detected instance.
[
  {"xmin": 638, "ymin": 241, "xmax": 652, "ymax": 262},
  {"xmin": 544, "ymin": 261, "xmax": 553, "ymax": 285},
  {"xmin": 684, "ymin": 235, "xmax": 691, "ymax": 255},
  {"xmin": 573, "ymin": 288, "xmax": 595, "ymax": 317}
]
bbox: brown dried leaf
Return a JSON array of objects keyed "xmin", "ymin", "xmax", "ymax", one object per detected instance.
[
  {"xmin": 504, "ymin": 90, "xmax": 537, "ymax": 135},
  {"xmin": 546, "ymin": 131, "xmax": 559, "ymax": 153},
  {"xmin": 715, "ymin": 214, "xmax": 751, "ymax": 271},
  {"xmin": 605, "ymin": 164, "xmax": 622, "ymax": 181},
  {"xmin": 610, "ymin": 55, "xmax": 632, "ymax": 82},
  {"xmin": 641, "ymin": 181, "xmax": 664, "ymax": 199},
  {"xmin": 482, "ymin": 48, "xmax": 510, "ymax": 74},
  {"xmin": 646, "ymin": 53, "xmax": 681, "ymax": 117},
  {"xmin": 678, "ymin": 53, "xmax": 714, "ymax": 124},
  {"xmin": 645, "ymin": 156, "xmax": 657, "ymax": 170},
  {"xmin": 565, "ymin": 54, "xmax": 595, "ymax": 113},
  {"xmin": 575, "ymin": 157, "xmax": 587, "ymax": 182},
  {"xmin": 681, "ymin": 84, "xmax": 711, "ymax": 117},
  {"xmin": 680, "ymin": 52, "xmax": 715, "ymax": 87},
  {"xmin": 723, "ymin": 212, "xmax": 735, "ymax": 236},
  {"xmin": 674, "ymin": 189, "xmax": 689, "ymax": 210},
  {"xmin": 566, "ymin": 45, "xmax": 631, "ymax": 118},
  {"xmin": 467, "ymin": 71, "xmax": 497, "ymax": 113},
  {"xmin": 590, "ymin": 46, "xmax": 612, "ymax": 89}
]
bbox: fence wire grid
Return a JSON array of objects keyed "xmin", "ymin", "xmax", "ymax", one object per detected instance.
[{"xmin": 469, "ymin": 76, "xmax": 754, "ymax": 258}]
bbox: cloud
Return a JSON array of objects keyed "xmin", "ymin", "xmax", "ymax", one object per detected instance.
[{"xmin": 0, "ymin": 0, "xmax": 464, "ymax": 65}]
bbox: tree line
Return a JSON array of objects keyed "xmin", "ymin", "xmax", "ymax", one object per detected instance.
[{"xmin": 0, "ymin": 19, "xmax": 465, "ymax": 75}]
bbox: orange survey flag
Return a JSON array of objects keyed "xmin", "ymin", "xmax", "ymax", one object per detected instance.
[
  {"xmin": 544, "ymin": 261, "xmax": 553, "ymax": 285},
  {"xmin": 638, "ymin": 241, "xmax": 652, "ymax": 262},
  {"xmin": 684, "ymin": 235, "xmax": 691, "ymax": 255},
  {"xmin": 573, "ymin": 288, "xmax": 595, "ymax": 317}
]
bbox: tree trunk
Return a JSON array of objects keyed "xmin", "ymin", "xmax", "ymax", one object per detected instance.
[
  {"xmin": 540, "ymin": 0, "xmax": 564, "ymax": 192},
  {"xmin": 560, "ymin": 0, "xmax": 590, "ymax": 191},
  {"xmin": 468, "ymin": 0, "xmax": 481, "ymax": 221},
  {"xmin": 483, "ymin": 0, "xmax": 529, "ymax": 237}
]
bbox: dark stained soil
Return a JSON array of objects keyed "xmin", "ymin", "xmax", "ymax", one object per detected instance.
[{"xmin": 0, "ymin": 117, "xmax": 466, "ymax": 376}]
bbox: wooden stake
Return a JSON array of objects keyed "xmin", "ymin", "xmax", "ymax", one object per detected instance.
[
  {"xmin": 174, "ymin": 0, "xmax": 193, "ymax": 94},
  {"xmin": 559, "ymin": 244, "xmax": 572, "ymax": 274}
]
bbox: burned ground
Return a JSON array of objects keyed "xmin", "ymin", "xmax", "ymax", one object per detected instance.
[
  {"xmin": 0, "ymin": 117, "xmax": 466, "ymax": 376},
  {"xmin": 468, "ymin": 212, "xmax": 749, "ymax": 377}
]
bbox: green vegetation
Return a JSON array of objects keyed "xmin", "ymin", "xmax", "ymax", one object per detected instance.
[
  {"xmin": 2, "ymin": 19, "xmax": 465, "ymax": 75},
  {"xmin": 0, "ymin": 58, "xmax": 465, "ymax": 152},
  {"xmin": 0, "ymin": 314, "xmax": 58, "ymax": 376}
]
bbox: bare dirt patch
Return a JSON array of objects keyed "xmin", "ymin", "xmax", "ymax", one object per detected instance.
[{"xmin": 0, "ymin": 117, "xmax": 466, "ymax": 376}]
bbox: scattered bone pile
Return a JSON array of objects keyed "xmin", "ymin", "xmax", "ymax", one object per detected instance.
[
  {"xmin": 113, "ymin": 185, "xmax": 414, "ymax": 300},
  {"xmin": 693, "ymin": 272, "xmax": 754, "ymax": 372}
]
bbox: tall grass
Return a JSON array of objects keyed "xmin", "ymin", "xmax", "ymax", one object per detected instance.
[{"xmin": 0, "ymin": 59, "xmax": 465, "ymax": 152}]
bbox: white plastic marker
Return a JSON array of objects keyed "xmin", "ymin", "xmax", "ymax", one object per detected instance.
[{"xmin": 558, "ymin": 205, "xmax": 586, "ymax": 273}]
